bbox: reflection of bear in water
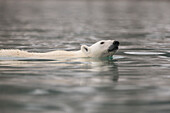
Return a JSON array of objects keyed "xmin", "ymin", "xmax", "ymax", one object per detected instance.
[{"xmin": 0, "ymin": 40, "xmax": 119, "ymax": 59}]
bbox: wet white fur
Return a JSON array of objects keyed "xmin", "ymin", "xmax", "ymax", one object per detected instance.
[{"xmin": 0, "ymin": 40, "xmax": 117, "ymax": 59}]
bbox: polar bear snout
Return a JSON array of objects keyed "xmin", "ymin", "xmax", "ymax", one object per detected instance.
[
  {"xmin": 113, "ymin": 41, "xmax": 119, "ymax": 46},
  {"xmin": 108, "ymin": 41, "xmax": 119, "ymax": 52}
]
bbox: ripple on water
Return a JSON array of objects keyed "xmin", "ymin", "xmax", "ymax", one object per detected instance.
[
  {"xmin": 113, "ymin": 55, "xmax": 125, "ymax": 60},
  {"xmin": 124, "ymin": 52, "xmax": 165, "ymax": 55},
  {"xmin": 30, "ymin": 89, "xmax": 49, "ymax": 95},
  {"xmin": 0, "ymin": 56, "xmax": 56, "ymax": 61}
]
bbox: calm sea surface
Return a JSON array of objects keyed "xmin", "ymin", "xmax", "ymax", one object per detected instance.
[{"xmin": 0, "ymin": 0, "xmax": 170, "ymax": 113}]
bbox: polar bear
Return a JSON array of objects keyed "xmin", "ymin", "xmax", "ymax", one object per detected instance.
[{"xmin": 0, "ymin": 40, "xmax": 119, "ymax": 59}]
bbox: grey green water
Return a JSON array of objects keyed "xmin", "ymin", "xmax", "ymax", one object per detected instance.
[{"xmin": 0, "ymin": 0, "xmax": 170, "ymax": 113}]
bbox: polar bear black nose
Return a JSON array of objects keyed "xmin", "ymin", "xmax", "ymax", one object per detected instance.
[{"xmin": 113, "ymin": 41, "xmax": 119, "ymax": 46}]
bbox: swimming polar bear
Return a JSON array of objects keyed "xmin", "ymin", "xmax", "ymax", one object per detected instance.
[{"xmin": 0, "ymin": 40, "xmax": 119, "ymax": 59}]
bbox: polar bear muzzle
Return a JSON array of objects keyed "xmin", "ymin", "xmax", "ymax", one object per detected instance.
[{"xmin": 108, "ymin": 41, "xmax": 119, "ymax": 52}]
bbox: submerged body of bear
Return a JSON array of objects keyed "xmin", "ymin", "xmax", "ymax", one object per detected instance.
[{"xmin": 0, "ymin": 40, "xmax": 119, "ymax": 59}]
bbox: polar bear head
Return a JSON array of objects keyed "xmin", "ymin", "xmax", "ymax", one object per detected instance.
[{"xmin": 81, "ymin": 40, "xmax": 119, "ymax": 58}]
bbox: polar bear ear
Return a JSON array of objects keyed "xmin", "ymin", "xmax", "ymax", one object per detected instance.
[{"xmin": 81, "ymin": 45, "xmax": 90, "ymax": 55}]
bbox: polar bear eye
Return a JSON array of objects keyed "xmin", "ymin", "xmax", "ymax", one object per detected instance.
[{"xmin": 100, "ymin": 42, "xmax": 104, "ymax": 44}]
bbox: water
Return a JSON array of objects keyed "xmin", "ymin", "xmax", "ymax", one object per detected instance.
[{"xmin": 0, "ymin": 0, "xmax": 170, "ymax": 113}]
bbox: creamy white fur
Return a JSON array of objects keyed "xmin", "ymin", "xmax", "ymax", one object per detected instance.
[{"xmin": 0, "ymin": 40, "xmax": 118, "ymax": 59}]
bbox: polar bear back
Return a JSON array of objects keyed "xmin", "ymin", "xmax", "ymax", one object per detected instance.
[
  {"xmin": 0, "ymin": 49, "xmax": 83, "ymax": 59},
  {"xmin": 0, "ymin": 49, "xmax": 31, "ymax": 57}
]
